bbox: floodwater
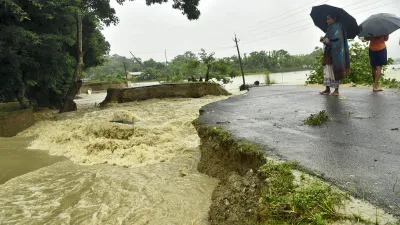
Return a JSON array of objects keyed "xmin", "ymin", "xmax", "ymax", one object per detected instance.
[
  {"xmin": 1, "ymin": 67, "xmax": 400, "ymax": 224},
  {"xmin": 127, "ymin": 66, "xmax": 400, "ymax": 91},
  {"xmin": 222, "ymin": 65, "xmax": 400, "ymax": 89},
  {"xmin": 0, "ymin": 96, "xmax": 232, "ymax": 225}
]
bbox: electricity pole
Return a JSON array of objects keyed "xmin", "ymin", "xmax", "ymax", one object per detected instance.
[
  {"xmin": 165, "ymin": 49, "xmax": 168, "ymax": 65},
  {"xmin": 233, "ymin": 34, "xmax": 246, "ymax": 88}
]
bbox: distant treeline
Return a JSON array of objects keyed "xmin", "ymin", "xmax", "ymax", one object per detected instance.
[{"xmin": 86, "ymin": 48, "xmax": 323, "ymax": 83}]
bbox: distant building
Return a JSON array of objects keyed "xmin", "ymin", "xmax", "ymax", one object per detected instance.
[{"xmin": 127, "ymin": 72, "xmax": 142, "ymax": 79}]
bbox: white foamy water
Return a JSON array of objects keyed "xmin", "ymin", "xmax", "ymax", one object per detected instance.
[
  {"xmin": 1, "ymin": 95, "xmax": 234, "ymax": 225},
  {"xmin": 18, "ymin": 97, "xmax": 227, "ymax": 168}
]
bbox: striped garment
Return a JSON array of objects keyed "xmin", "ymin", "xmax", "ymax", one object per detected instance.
[{"xmin": 323, "ymin": 64, "xmax": 339, "ymax": 88}]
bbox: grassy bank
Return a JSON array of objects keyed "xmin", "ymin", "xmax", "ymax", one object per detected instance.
[{"xmin": 192, "ymin": 121, "xmax": 399, "ymax": 225}]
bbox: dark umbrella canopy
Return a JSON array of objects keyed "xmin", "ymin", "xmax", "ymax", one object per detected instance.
[
  {"xmin": 358, "ymin": 13, "xmax": 400, "ymax": 37},
  {"xmin": 310, "ymin": 4, "xmax": 360, "ymax": 39}
]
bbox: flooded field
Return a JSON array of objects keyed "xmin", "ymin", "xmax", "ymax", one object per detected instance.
[{"xmin": 0, "ymin": 95, "xmax": 232, "ymax": 225}]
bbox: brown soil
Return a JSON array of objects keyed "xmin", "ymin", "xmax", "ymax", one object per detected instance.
[
  {"xmin": 193, "ymin": 124, "xmax": 267, "ymax": 225},
  {"xmin": 208, "ymin": 170, "xmax": 263, "ymax": 225}
]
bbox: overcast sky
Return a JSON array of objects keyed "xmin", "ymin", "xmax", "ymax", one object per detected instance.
[{"xmin": 102, "ymin": 0, "xmax": 400, "ymax": 62}]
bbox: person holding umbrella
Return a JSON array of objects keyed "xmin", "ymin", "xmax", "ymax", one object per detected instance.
[
  {"xmin": 310, "ymin": 5, "xmax": 356, "ymax": 96},
  {"xmin": 358, "ymin": 13, "xmax": 400, "ymax": 92},
  {"xmin": 318, "ymin": 14, "xmax": 351, "ymax": 96},
  {"xmin": 365, "ymin": 35, "xmax": 389, "ymax": 92}
]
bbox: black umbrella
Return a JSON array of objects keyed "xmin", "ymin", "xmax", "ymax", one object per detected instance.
[
  {"xmin": 358, "ymin": 13, "xmax": 400, "ymax": 37},
  {"xmin": 310, "ymin": 4, "xmax": 360, "ymax": 39}
]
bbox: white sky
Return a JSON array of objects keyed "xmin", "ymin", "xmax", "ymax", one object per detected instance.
[{"xmin": 102, "ymin": 0, "xmax": 400, "ymax": 61}]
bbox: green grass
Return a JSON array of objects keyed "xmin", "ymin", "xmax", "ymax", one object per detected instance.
[
  {"xmin": 264, "ymin": 73, "xmax": 276, "ymax": 86},
  {"xmin": 256, "ymin": 162, "xmax": 344, "ymax": 225},
  {"xmin": 304, "ymin": 110, "xmax": 329, "ymax": 126}
]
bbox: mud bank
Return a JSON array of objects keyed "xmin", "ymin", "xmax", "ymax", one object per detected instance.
[
  {"xmin": 100, "ymin": 83, "xmax": 230, "ymax": 106},
  {"xmin": 0, "ymin": 102, "xmax": 34, "ymax": 137},
  {"xmin": 193, "ymin": 122, "xmax": 399, "ymax": 225},
  {"xmin": 79, "ymin": 82, "xmax": 126, "ymax": 94}
]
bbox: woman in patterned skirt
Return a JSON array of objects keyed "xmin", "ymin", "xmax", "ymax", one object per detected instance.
[{"xmin": 319, "ymin": 14, "xmax": 351, "ymax": 96}]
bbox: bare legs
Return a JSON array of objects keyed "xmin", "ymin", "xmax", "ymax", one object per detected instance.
[{"xmin": 372, "ymin": 66, "xmax": 383, "ymax": 92}]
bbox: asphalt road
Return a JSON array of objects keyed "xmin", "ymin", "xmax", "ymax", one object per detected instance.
[{"xmin": 197, "ymin": 85, "xmax": 400, "ymax": 216}]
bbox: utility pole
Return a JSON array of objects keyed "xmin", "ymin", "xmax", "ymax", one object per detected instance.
[
  {"xmin": 129, "ymin": 51, "xmax": 162, "ymax": 84},
  {"xmin": 233, "ymin": 34, "xmax": 246, "ymax": 88},
  {"xmin": 165, "ymin": 49, "xmax": 168, "ymax": 65}
]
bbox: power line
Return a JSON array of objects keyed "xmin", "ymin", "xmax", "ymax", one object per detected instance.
[
  {"xmin": 244, "ymin": 0, "xmax": 330, "ymax": 34},
  {"xmin": 241, "ymin": 0, "xmax": 399, "ymax": 46},
  {"xmin": 352, "ymin": 0, "xmax": 399, "ymax": 15},
  {"xmin": 132, "ymin": 0, "xmax": 399, "ymax": 58},
  {"xmin": 251, "ymin": 19, "xmax": 312, "ymax": 37},
  {"xmin": 347, "ymin": 0, "xmax": 389, "ymax": 13},
  {"xmin": 242, "ymin": 24, "xmax": 315, "ymax": 45},
  {"xmin": 244, "ymin": 0, "xmax": 328, "ymax": 33},
  {"xmin": 243, "ymin": 0, "xmax": 385, "ymax": 39},
  {"xmin": 247, "ymin": 0, "xmax": 325, "ymax": 29}
]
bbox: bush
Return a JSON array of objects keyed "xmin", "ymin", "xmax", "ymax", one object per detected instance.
[
  {"xmin": 264, "ymin": 70, "xmax": 276, "ymax": 85},
  {"xmin": 228, "ymin": 69, "xmax": 240, "ymax": 78}
]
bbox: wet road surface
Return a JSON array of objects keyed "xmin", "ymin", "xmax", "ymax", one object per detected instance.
[{"xmin": 198, "ymin": 85, "xmax": 400, "ymax": 216}]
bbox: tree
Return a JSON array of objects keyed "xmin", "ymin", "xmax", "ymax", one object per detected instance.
[
  {"xmin": 60, "ymin": 0, "xmax": 202, "ymax": 112},
  {"xmin": 1, "ymin": 0, "xmax": 202, "ymax": 109},
  {"xmin": 0, "ymin": 0, "xmax": 111, "ymax": 108},
  {"xmin": 0, "ymin": 0, "xmax": 79, "ymax": 108},
  {"xmin": 198, "ymin": 49, "xmax": 215, "ymax": 81},
  {"xmin": 183, "ymin": 59, "xmax": 200, "ymax": 78}
]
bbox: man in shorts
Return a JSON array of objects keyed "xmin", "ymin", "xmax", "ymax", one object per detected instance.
[{"xmin": 365, "ymin": 35, "xmax": 389, "ymax": 92}]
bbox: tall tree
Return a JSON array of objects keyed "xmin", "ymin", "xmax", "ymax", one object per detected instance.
[
  {"xmin": 198, "ymin": 49, "xmax": 215, "ymax": 81},
  {"xmin": 60, "ymin": 0, "xmax": 202, "ymax": 112}
]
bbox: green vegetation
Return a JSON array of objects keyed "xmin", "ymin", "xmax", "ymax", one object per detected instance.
[
  {"xmin": 0, "ymin": 0, "xmax": 201, "ymax": 110},
  {"xmin": 84, "ymin": 47, "xmax": 322, "ymax": 84},
  {"xmin": 304, "ymin": 111, "xmax": 329, "ymax": 126},
  {"xmin": 306, "ymin": 40, "xmax": 398, "ymax": 88},
  {"xmin": 194, "ymin": 122, "xmax": 399, "ymax": 225},
  {"xmin": 264, "ymin": 70, "xmax": 275, "ymax": 85},
  {"xmin": 195, "ymin": 124, "xmax": 264, "ymax": 157},
  {"xmin": 257, "ymin": 162, "xmax": 344, "ymax": 225}
]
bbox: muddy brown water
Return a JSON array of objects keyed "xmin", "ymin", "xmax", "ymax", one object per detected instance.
[
  {"xmin": 0, "ymin": 137, "xmax": 66, "ymax": 185},
  {"xmin": 0, "ymin": 96, "xmax": 236, "ymax": 225}
]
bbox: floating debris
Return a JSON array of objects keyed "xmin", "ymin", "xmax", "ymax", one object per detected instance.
[{"xmin": 109, "ymin": 120, "xmax": 134, "ymax": 125}]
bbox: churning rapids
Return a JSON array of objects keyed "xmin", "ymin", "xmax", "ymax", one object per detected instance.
[{"xmin": 0, "ymin": 95, "xmax": 233, "ymax": 225}]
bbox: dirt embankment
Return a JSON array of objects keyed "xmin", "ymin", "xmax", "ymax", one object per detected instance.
[
  {"xmin": 0, "ymin": 102, "xmax": 35, "ymax": 137},
  {"xmin": 100, "ymin": 83, "xmax": 230, "ymax": 106},
  {"xmin": 79, "ymin": 82, "xmax": 126, "ymax": 94},
  {"xmin": 192, "ymin": 120, "xmax": 399, "ymax": 225},
  {"xmin": 193, "ymin": 121, "xmax": 267, "ymax": 225}
]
